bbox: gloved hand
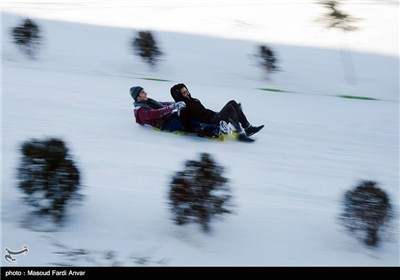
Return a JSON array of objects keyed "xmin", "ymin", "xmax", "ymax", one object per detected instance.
[
  {"xmin": 174, "ymin": 101, "xmax": 186, "ymax": 111},
  {"xmin": 173, "ymin": 101, "xmax": 186, "ymax": 116}
]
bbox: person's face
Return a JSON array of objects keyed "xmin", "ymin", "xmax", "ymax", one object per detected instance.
[
  {"xmin": 180, "ymin": 87, "xmax": 190, "ymax": 99},
  {"xmin": 136, "ymin": 89, "xmax": 148, "ymax": 102}
]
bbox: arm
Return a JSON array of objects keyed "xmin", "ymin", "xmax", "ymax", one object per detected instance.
[
  {"xmin": 161, "ymin": 102, "xmax": 174, "ymax": 106},
  {"xmin": 135, "ymin": 104, "xmax": 175, "ymax": 124}
]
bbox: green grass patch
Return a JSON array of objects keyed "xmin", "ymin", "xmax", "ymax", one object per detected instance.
[
  {"xmin": 259, "ymin": 88, "xmax": 286, "ymax": 93},
  {"xmin": 338, "ymin": 95, "xmax": 377, "ymax": 101},
  {"xmin": 140, "ymin": 77, "xmax": 171, "ymax": 82}
]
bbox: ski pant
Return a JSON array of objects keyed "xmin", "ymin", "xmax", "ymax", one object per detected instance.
[{"xmin": 210, "ymin": 100, "xmax": 250, "ymax": 131}]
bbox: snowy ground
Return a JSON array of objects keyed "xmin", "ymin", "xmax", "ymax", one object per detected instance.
[{"xmin": 1, "ymin": 0, "xmax": 399, "ymax": 266}]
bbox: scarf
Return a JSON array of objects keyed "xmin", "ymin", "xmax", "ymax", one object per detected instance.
[{"xmin": 134, "ymin": 98, "xmax": 165, "ymax": 109}]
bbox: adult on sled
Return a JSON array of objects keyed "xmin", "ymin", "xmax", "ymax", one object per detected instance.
[
  {"xmin": 130, "ymin": 86, "xmax": 224, "ymax": 137},
  {"xmin": 170, "ymin": 83, "xmax": 264, "ymax": 142},
  {"xmin": 131, "ymin": 86, "xmax": 186, "ymax": 132}
]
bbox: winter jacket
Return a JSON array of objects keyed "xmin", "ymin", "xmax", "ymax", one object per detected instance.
[
  {"xmin": 134, "ymin": 98, "xmax": 175, "ymax": 129},
  {"xmin": 179, "ymin": 98, "xmax": 216, "ymax": 130},
  {"xmin": 170, "ymin": 84, "xmax": 217, "ymax": 131}
]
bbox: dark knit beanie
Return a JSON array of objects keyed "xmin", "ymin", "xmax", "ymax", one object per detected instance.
[{"xmin": 130, "ymin": 86, "xmax": 143, "ymax": 100}]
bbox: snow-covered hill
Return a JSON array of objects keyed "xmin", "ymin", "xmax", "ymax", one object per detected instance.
[{"xmin": 1, "ymin": 1, "xmax": 399, "ymax": 266}]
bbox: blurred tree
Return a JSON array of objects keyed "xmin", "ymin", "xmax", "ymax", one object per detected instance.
[
  {"xmin": 11, "ymin": 18, "xmax": 42, "ymax": 58},
  {"xmin": 131, "ymin": 31, "xmax": 163, "ymax": 68},
  {"xmin": 318, "ymin": 0, "xmax": 359, "ymax": 32},
  {"xmin": 340, "ymin": 180, "xmax": 393, "ymax": 247},
  {"xmin": 317, "ymin": 0, "xmax": 360, "ymax": 84},
  {"xmin": 17, "ymin": 138, "xmax": 82, "ymax": 223},
  {"xmin": 256, "ymin": 45, "xmax": 278, "ymax": 77},
  {"xmin": 168, "ymin": 153, "xmax": 233, "ymax": 232}
]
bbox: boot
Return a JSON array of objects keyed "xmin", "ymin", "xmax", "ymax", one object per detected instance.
[
  {"xmin": 229, "ymin": 118, "xmax": 254, "ymax": 142},
  {"xmin": 238, "ymin": 132, "xmax": 255, "ymax": 142},
  {"xmin": 245, "ymin": 125, "xmax": 264, "ymax": 136}
]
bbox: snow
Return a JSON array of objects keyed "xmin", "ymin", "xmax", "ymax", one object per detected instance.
[{"xmin": 1, "ymin": 0, "xmax": 399, "ymax": 266}]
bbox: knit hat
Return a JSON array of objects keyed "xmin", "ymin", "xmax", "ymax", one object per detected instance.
[{"xmin": 130, "ymin": 86, "xmax": 143, "ymax": 100}]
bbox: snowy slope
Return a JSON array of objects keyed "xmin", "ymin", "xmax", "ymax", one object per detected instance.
[{"xmin": 1, "ymin": 1, "xmax": 399, "ymax": 266}]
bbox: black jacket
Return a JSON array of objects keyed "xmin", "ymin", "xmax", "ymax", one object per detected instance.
[
  {"xmin": 171, "ymin": 83, "xmax": 217, "ymax": 131},
  {"xmin": 182, "ymin": 98, "xmax": 215, "ymax": 123}
]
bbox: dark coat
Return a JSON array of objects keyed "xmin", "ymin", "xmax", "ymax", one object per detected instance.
[
  {"xmin": 170, "ymin": 83, "xmax": 217, "ymax": 131},
  {"xmin": 181, "ymin": 98, "xmax": 216, "ymax": 123}
]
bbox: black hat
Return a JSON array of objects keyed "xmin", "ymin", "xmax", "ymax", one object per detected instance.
[{"xmin": 130, "ymin": 86, "xmax": 143, "ymax": 100}]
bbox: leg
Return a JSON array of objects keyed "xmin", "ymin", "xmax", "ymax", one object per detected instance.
[
  {"xmin": 224, "ymin": 101, "xmax": 264, "ymax": 136},
  {"xmin": 216, "ymin": 103, "xmax": 241, "ymax": 132},
  {"xmin": 218, "ymin": 101, "xmax": 264, "ymax": 137},
  {"xmin": 214, "ymin": 103, "xmax": 254, "ymax": 142},
  {"xmin": 161, "ymin": 115, "xmax": 183, "ymax": 132},
  {"xmin": 219, "ymin": 100, "xmax": 250, "ymax": 128}
]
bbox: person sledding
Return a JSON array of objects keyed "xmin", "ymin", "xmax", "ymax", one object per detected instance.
[
  {"xmin": 130, "ymin": 86, "xmax": 227, "ymax": 137},
  {"xmin": 170, "ymin": 83, "xmax": 264, "ymax": 142}
]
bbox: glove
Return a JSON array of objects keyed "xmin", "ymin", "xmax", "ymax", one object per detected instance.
[
  {"xmin": 173, "ymin": 101, "xmax": 186, "ymax": 116},
  {"xmin": 174, "ymin": 101, "xmax": 186, "ymax": 111}
]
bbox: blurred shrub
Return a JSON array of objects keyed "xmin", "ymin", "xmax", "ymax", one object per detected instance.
[
  {"xmin": 168, "ymin": 153, "xmax": 233, "ymax": 232},
  {"xmin": 256, "ymin": 45, "xmax": 278, "ymax": 76},
  {"xmin": 317, "ymin": 0, "xmax": 359, "ymax": 32},
  {"xmin": 340, "ymin": 180, "xmax": 393, "ymax": 247},
  {"xmin": 131, "ymin": 31, "xmax": 162, "ymax": 67},
  {"xmin": 17, "ymin": 138, "xmax": 82, "ymax": 223},
  {"xmin": 11, "ymin": 18, "xmax": 42, "ymax": 58}
]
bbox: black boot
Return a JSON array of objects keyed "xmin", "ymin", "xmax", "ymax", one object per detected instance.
[
  {"xmin": 245, "ymin": 125, "xmax": 264, "ymax": 136},
  {"xmin": 238, "ymin": 133, "xmax": 255, "ymax": 142}
]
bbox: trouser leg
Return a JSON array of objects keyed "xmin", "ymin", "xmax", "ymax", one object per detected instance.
[
  {"xmin": 218, "ymin": 100, "xmax": 250, "ymax": 129},
  {"xmin": 211, "ymin": 103, "xmax": 241, "ymax": 133}
]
